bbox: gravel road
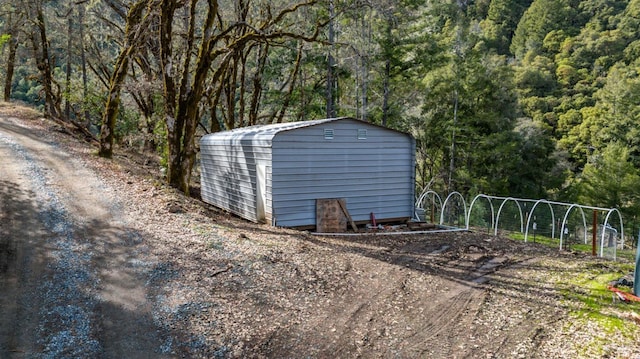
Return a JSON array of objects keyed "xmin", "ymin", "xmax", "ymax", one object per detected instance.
[{"xmin": 0, "ymin": 116, "xmax": 172, "ymax": 358}]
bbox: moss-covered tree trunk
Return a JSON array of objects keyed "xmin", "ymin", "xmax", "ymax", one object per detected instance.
[
  {"xmin": 28, "ymin": 2, "xmax": 61, "ymax": 119},
  {"xmin": 98, "ymin": 0, "xmax": 149, "ymax": 158},
  {"xmin": 3, "ymin": 33, "xmax": 17, "ymax": 102},
  {"xmin": 159, "ymin": 0, "xmax": 320, "ymax": 194},
  {"xmin": 160, "ymin": 0, "xmax": 218, "ymax": 194}
]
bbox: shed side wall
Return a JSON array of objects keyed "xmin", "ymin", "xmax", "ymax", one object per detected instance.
[{"xmin": 200, "ymin": 138, "xmax": 272, "ymax": 223}]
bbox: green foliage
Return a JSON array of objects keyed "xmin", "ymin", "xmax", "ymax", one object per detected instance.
[
  {"xmin": 114, "ymin": 104, "xmax": 140, "ymax": 142},
  {"xmin": 578, "ymin": 143, "xmax": 640, "ymax": 213},
  {"xmin": 481, "ymin": 0, "xmax": 533, "ymax": 54},
  {"xmin": 514, "ymin": 55, "xmax": 556, "ymax": 97},
  {"xmin": 7, "ymin": 0, "xmax": 640, "ymax": 225},
  {"xmin": 12, "ymin": 67, "xmax": 44, "ymax": 107},
  {"xmin": 511, "ymin": 119, "xmax": 558, "ymax": 197},
  {"xmin": 467, "ymin": 198, "xmax": 491, "ymax": 229},
  {"xmin": 81, "ymin": 87, "xmax": 108, "ymax": 133},
  {"xmin": 511, "ymin": 0, "xmax": 578, "ymax": 58},
  {"xmin": 0, "ymin": 34, "xmax": 10, "ymax": 47},
  {"xmin": 418, "ymin": 10, "xmax": 522, "ymax": 194}
]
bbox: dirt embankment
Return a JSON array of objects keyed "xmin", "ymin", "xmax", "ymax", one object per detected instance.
[{"xmin": 1, "ymin": 106, "xmax": 639, "ymax": 358}]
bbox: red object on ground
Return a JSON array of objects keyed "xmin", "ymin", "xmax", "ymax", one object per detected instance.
[
  {"xmin": 607, "ymin": 285, "xmax": 640, "ymax": 302},
  {"xmin": 370, "ymin": 212, "xmax": 376, "ymax": 227}
]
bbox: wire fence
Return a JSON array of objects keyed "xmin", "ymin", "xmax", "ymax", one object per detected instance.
[{"xmin": 415, "ymin": 190, "xmax": 627, "ymax": 260}]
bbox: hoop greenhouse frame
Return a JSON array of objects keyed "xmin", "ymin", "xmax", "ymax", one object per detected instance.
[{"xmin": 416, "ymin": 192, "xmax": 626, "ymax": 260}]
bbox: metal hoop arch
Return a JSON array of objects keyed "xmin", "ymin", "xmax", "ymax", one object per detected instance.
[
  {"xmin": 466, "ymin": 194, "xmax": 495, "ymax": 231},
  {"xmin": 415, "ymin": 190, "xmax": 443, "ymax": 222},
  {"xmin": 440, "ymin": 191, "xmax": 468, "ymax": 226},
  {"xmin": 523, "ymin": 199, "xmax": 556, "ymax": 242},
  {"xmin": 416, "ymin": 190, "xmax": 443, "ymax": 211},
  {"xmin": 601, "ymin": 208, "xmax": 625, "ymax": 260},
  {"xmin": 494, "ymin": 197, "xmax": 524, "ymax": 235},
  {"xmin": 559, "ymin": 204, "xmax": 588, "ymax": 249}
]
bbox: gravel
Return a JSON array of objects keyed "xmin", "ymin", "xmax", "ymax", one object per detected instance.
[{"xmin": 0, "ymin": 132, "xmax": 103, "ymax": 358}]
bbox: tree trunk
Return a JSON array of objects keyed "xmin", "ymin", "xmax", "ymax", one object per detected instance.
[
  {"xmin": 65, "ymin": 16, "xmax": 73, "ymax": 120},
  {"xmin": 31, "ymin": 2, "xmax": 61, "ymax": 118},
  {"xmin": 358, "ymin": 10, "xmax": 371, "ymax": 122},
  {"xmin": 3, "ymin": 34, "xmax": 17, "ymax": 101},
  {"xmin": 382, "ymin": 58, "xmax": 390, "ymax": 127},
  {"xmin": 326, "ymin": 0, "xmax": 336, "ymax": 118},
  {"xmin": 98, "ymin": 52, "xmax": 131, "ymax": 157},
  {"xmin": 274, "ymin": 43, "xmax": 303, "ymax": 123},
  {"xmin": 237, "ymin": 51, "xmax": 247, "ymax": 127},
  {"xmin": 170, "ymin": 0, "xmax": 219, "ymax": 193},
  {"xmin": 160, "ymin": 0, "xmax": 320, "ymax": 193},
  {"xmin": 250, "ymin": 43, "xmax": 268, "ymax": 125},
  {"xmin": 98, "ymin": 0, "xmax": 149, "ymax": 158},
  {"xmin": 79, "ymin": 4, "xmax": 89, "ymax": 126},
  {"xmin": 448, "ymin": 89, "xmax": 459, "ymax": 193}
]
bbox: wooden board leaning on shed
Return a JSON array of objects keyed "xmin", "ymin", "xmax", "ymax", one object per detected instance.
[{"xmin": 316, "ymin": 198, "xmax": 358, "ymax": 233}]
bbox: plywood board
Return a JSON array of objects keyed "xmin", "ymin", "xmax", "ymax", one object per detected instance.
[{"xmin": 316, "ymin": 198, "xmax": 347, "ymax": 233}]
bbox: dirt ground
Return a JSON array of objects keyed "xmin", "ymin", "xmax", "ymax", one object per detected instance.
[{"xmin": 1, "ymin": 104, "xmax": 639, "ymax": 358}]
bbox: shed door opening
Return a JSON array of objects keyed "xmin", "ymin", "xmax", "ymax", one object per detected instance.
[{"xmin": 256, "ymin": 164, "xmax": 266, "ymax": 222}]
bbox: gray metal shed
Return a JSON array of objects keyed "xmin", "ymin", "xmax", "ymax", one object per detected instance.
[{"xmin": 199, "ymin": 117, "xmax": 416, "ymax": 228}]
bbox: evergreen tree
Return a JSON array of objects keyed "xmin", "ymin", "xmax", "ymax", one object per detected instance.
[
  {"xmin": 481, "ymin": 0, "xmax": 533, "ymax": 54},
  {"xmin": 510, "ymin": 0, "xmax": 580, "ymax": 58},
  {"xmin": 578, "ymin": 142, "xmax": 640, "ymax": 216}
]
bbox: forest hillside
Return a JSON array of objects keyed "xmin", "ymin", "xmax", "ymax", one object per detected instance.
[{"xmin": 1, "ymin": 0, "xmax": 639, "ymax": 229}]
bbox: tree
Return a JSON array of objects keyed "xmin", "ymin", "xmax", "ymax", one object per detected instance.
[
  {"xmin": 24, "ymin": 0, "xmax": 62, "ymax": 118},
  {"xmin": 512, "ymin": 119, "xmax": 558, "ymax": 197},
  {"xmin": 0, "ymin": 1, "xmax": 25, "ymax": 101},
  {"xmin": 418, "ymin": 8, "xmax": 519, "ymax": 195},
  {"xmin": 1, "ymin": 33, "xmax": 18, "ymax": 101},
  {"xmin": 98, "ymin": 0, "xmax": 150, "ymax": 158},
  {"xmin": 510, "ymin": 0, "xmax": 579, "ymax": 58},
  {"xmin": 480, "ymin": 0, "xmax": 533, "ymax": 54},
  {"xmin": 159, "ymin": 0, "xmax": 324, "ymax": 193},
  {"xmin": 578, "ymin": 142, "xmax": 640, "ymax": 216}
]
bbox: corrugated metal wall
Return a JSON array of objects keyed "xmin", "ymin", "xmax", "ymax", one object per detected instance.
[
  {"xmin": 200, "ymin": 118, "xmax": 415, "ymax": 227},
  {"xmin": 271, "ymin": 119, "xmax": 415, "ymax": 227},
  {"xmin": 200, "ymin": 136, "xmax": 272, "ymax": 223}
]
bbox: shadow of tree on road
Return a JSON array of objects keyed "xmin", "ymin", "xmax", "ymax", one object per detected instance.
[{"xmin": 0, "ymin": 178, "xmax": 181, "ymax": 358}]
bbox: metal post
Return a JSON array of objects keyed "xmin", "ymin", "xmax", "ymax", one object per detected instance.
[
  {"xmin": 592, "ymin": 210, "xmax": 597, "ymax": 257},
  {"xmin": 634, "ymin": 230, "xmax": 640, "ymax": 296},
  {"xmin": 431, "ymin": 201, "xmax": 435, "ymax": 224}
]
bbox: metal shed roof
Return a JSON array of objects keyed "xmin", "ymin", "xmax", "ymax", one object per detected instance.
[{"xmin": 200, "ymin": 117, "xmax": 409, "ymax": 145}]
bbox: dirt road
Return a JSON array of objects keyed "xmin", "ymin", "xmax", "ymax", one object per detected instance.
[{"xmin": 0, "ymin": 116, "xmax": 170, "ymax": 358}]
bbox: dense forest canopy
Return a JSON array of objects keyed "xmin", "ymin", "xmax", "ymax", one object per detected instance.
[{"xmin": 1, "ymin": 0, "xmax": 639, "ymax": 227}]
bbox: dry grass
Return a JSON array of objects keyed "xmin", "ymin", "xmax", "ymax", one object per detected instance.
[{"xmin": 0, "ymin": 102, "xmax": 43, "ymax": 121}]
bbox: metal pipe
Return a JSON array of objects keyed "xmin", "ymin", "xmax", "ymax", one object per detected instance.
[
  {"xmin": 592, "ymin": 210, "xmax": 597, "ymax": 257},
  {"xmin": 312, "ymin": 227, "xmax": 468, "ymax": 237},
  {"xmin": 634, "ymin": 232, "xmax": 639, "ymax": 296}
]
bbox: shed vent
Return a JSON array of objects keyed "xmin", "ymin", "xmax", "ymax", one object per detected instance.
[
  {"xmin": 357, "ymin": 129, "xmax": 368, "ymax": 140},
  {"xmin": 324, "ymin": 128, "xmax": 334, "ymax": 140}
]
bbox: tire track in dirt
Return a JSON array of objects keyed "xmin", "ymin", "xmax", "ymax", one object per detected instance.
[
  {"xmin": 291, "ymin": 255, "xmax": 491, "ymax": 357},
  {"xmin": 0, "ymin": 140, "xmax": 49, "ymax": 358},
  {"xmin": 0, "ymin": 117, "xmax": 171, "ymax": 358},
  {"xmin": 312, "ymin": 244, "xmax": 518, "ymax": 358}
]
